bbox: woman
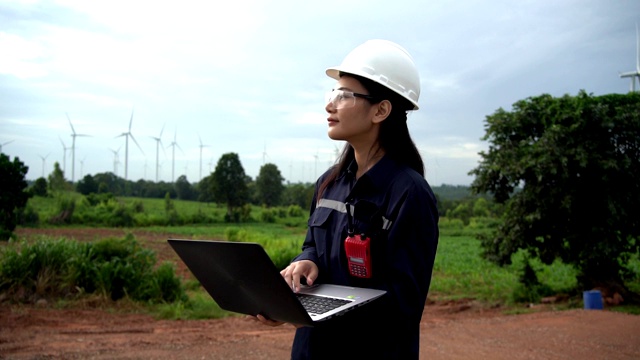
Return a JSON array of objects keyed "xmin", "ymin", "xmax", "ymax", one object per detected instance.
[{"xmin": 256, "ymin": 39, "xmax": 439, "ymax": 359}]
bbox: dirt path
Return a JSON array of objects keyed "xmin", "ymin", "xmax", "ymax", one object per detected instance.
[{"xmin": 1, "ymin": 304, "xmax": 639, "ymax": 359}]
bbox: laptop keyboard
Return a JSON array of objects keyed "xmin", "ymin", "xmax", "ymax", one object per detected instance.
[{"xmin": 296, "ymin": 294, "xmax": 350, "ymax": 315}]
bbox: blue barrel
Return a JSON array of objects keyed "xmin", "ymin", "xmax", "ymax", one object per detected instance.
[{"xmin": 583, "ymin": 290, "xmax": 604, "ymax": 310}]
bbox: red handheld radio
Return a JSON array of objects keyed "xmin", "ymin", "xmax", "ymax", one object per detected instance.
[{"xmin": 345, "ymin": 203, "xmax": 372, "ymax": 278}]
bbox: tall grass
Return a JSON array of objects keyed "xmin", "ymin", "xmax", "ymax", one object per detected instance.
[
  {"xmin": 430, "ymin": 236, "xmax": 578, "ymax": 305},
  {"xmin": 0, "ymin": 234, "xmax": 186, "ymax": 304}
]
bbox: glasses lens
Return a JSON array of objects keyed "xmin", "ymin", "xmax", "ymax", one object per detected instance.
[{"xmin": 326, "ymin": 89, "xmax": 355, "ymax": 109}]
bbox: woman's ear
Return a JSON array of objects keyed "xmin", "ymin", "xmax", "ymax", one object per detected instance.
[{"xmin": 372, "ymin": 100, "xmax": 392, "ymax": 124}]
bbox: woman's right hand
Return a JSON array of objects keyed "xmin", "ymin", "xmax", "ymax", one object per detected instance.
[{"xmin": 280, "ymin": 260, "xmax": 318, "ymax": 292}]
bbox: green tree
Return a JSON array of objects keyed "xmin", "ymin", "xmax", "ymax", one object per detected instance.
[
  {"xmin": 211, "ymin": 153, "xmax": 249, "ymax": 221},
  {"xmin": 0, "ymin": 154, "xmax": 32, "ymax": 240},
  {"xmin": 282, "ymin": 183, "xmax": 314, "ymax": 208},
  {"xmin": 174, "ymin": 175, "xmax": 197, "ymax": 200},
  {"xmin": 198, "ymin": 173, "xmax": 215, "ymax": 203},
  {"xmin": 48, "ymin": 162, "xmax": 69, "ymax": 192},
  {"xmin": 76, "ymin": 174, "xmax": 99, "ymax": 195},
  {"xmin": 93, "ymin": 172, "xmax": 124, "ymax": 195},
  {"xmin": 30, "ymin": 177, "xmax": 48, "ymax": 197},
  {"xmin": 255, "ymin": 163, "xmax": 284, "ymax": 207},
  {"xmin": 469, "ymin": 91, "xmax": 640, "ymax": 299}
]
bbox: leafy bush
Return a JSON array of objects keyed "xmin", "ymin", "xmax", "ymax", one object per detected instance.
[
  {"xmin": 510, "ymin": 259, "xmax": 555, "ymax": 303},
  {"xmin": 260, "ymin": 208, "xmax": 276, "ymax": 223},
  {"xmin": 287, "ymin": 205, "xmax": 304, "ymax": 217},
  {"xmin": 17, "ymin": 205, "xmax": 40, "ymax": 226},
  {"xmin": 0, "ymin": 238, "xmax": 82, "ymax": 301},
  {"xmin": 0, "ymin": 234, "xmax": 185, "ymax": 304},
  {"xmin": 48, "ymin": 195, "xmax": 75, "ymax": 224},
  {"xmin": 85, "ymin": 192, "xmax": 116, "ymax": 206}
]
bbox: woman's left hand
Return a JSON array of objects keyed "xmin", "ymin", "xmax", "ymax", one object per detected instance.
[{"xmin": 246, "ymin": 314, "xmax": 302, "ymax": 328}]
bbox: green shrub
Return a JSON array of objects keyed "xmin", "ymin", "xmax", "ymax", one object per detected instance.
[
  {"xmin": 261, "ymin": 208, "xmax": 276, "ymax": 223},
  {"xmin": 0, "ymin": 238, "xmax": 82, "ymax": 301},
  {"xmin": 48, "ymin": 195, "xmax": 76, "ymax": 224},
  {"xmin": 131, "ymin": 200, "xmax": 144, "ymax": 213},
  {"xmin": 153, "ymin": 262, "xmax": 187, "ymax": 303},
  {"xmin": 18, "ymin": 204, "xmax": 40, "ymax": 226},
  {"xmin": 511, "ymin": 259, "xmax": 555, "ymax": 303},
  {"xmin": 85, "ymin": 192, "xmax": 115, "ymax": 206},
  {"xmin": 224, "ymin": 227, "xmax": 251, "ymax": 242},
  {"xmin": 287, "ymin": 205, "xmax": 304, "ymax": 217},
  {"xmin": 0, "ymin": 234, "xmax": 185, "ymax": 304}
]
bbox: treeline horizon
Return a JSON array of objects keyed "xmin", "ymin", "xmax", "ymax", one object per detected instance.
[{"xmin": 27, "ymin": 166, "xmax": 480, "ymax": 205}]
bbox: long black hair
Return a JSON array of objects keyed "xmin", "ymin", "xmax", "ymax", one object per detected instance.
[{"xmin": 318, "ymin": 72, "xmax": 425, "ymax": 199}]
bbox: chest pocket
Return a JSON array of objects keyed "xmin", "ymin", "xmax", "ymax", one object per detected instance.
[{"xmin": 307, "ymin": 206, "xmax": 335, "ymax": 257}]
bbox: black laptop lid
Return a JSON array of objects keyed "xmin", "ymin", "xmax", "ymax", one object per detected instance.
[{"xmin": 168, "ymin": 239, "xmax": 314, "ymax": 326}]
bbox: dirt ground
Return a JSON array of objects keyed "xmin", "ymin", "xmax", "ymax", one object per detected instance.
[{"xmin": 1, "ymin": 228, "xmax": 640, "ymax": 360}]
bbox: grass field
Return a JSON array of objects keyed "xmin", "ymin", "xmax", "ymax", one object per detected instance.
[{"xmin": 6, "ymin": 194, "xmax": 640, "ymax": 318}]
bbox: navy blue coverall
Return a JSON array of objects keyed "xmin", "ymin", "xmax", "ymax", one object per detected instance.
[{"xmin": 290, "ymin": 155, "xmax": 439, "ymax": 359}]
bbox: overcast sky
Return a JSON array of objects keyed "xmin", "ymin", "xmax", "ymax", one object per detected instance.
[{"xmin": 1, "ymin": 0, "xmax": 639, "ymax": 186}]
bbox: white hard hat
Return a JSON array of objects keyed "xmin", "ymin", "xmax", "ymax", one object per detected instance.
[{"xmin": 326, "ymin": 39, "xmax": 421, "ymax": 110}]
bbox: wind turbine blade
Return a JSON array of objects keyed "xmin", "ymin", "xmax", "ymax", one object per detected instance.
[
  {"xmin": 160, "ymin": 123, "xmax": 165, "ymax": 138},
  {"xmin": 67, "ymin": 113, "xmax": 76, "ymax": 134},
  {"xmin": 130, "ymin": 133, "xmax": 145, "ymax": 155},
  {"xmin": 129, "ymin": 108, "xmax": 134, "ymax": 131}
]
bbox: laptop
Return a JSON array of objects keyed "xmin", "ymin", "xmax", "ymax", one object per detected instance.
[{"xmin": 167, "ymin": 239, "xmax": 386, "ymax": 327}]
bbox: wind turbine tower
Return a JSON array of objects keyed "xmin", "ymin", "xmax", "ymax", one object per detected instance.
[
  {"xmin": 116, "ymin": 108, "xmax": 144, "ymax": 180},
  {"xmin": 150, "ymin": 124, "xmax": 166, "ymax": 182},
  {"xmin": 58, "ymin": 136, "xmax": 71, "ymax": 178},
  {"xmin": 38, "ymin": 153, "xmax": 50, "ymax": 178},
  {"xmin": 109, "ymin": 147, "xmax": 121, "ymax": 176},
  {"xmin": 80, "ymin": 157, "xmax": 86, "ymax": 178},
  {"xmin": 198, "ymin": 136, "xmax": 210, "ymax": 181},
  {"xmin": 620, "ymin": 23, "xmax": 640, "ymax": 92},
  {"xmin": 262, "ymin": 143, "xmax": 269, "ymax": 165},
  {"xmin": 67, "ymin": 113, "xmax": 90, "ymax": 183},
  {"xmin": 167, "ymin": 129, "xmax": 183, "ymax": 183}
]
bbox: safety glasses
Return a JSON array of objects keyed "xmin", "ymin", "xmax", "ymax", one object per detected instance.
[{"xmin": 325, "ymin": 89, "xmax": 375, "ymax": 109}]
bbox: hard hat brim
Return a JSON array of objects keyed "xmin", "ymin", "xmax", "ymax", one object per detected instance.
[{"xmin": 325, "ymin": 66, "xmax": 420, "ymax": 111}]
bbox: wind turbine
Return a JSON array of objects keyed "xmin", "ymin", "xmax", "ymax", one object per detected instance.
[
  {"xmin": 116, "ymin": 108, "xmax": 144, "ymax": 181},
  {"xmin": 38, "ymin": 153, "xmax": 50, "ymax": 178},
  {"xmin": 0, "ymin": 139, "xmax": 14, "ymax": 153},
  {"xmin": 620, "ymin": 23, "xmax": 640, "ymax": 92},
  {"xmin": 262, "ymin": 143, "xmax": 269, "ymax": 164},
  {"xmin": 150, "ymin": 124, "xmax": 166, "ymax": 182},
  {"xmin": 198, "ymin": 135, "xmax": 210, "ymax": 181},
  {"xmin": 58, "ymin": 136, "xmax": 71, "ymax": 178},
  {"xmin": 167, "ymin": 129, "xmax": 183, "ymax": 183},
  {"xmin": 79, "ymin": 156, "xmax": 86, "ymax": 178},
  {"xmin": 67, "ymin": 113, "xmax": 90, "ymax": 183},
  {"xmin": 109, "ymin": 147, "xmax": 121, "ymax": 176}
]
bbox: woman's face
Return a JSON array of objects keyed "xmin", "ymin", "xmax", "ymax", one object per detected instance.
[{"xmin": 325, "ymin": 76, "xmax": 379, "ymax": 145}]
